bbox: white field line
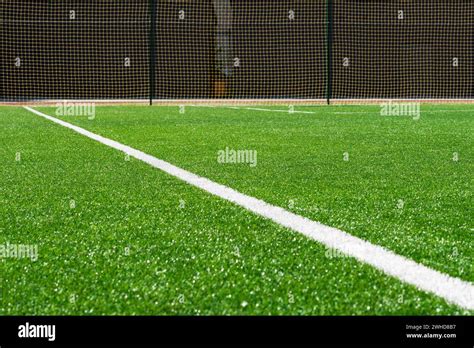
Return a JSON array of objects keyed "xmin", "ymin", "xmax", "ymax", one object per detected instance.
[
  {"xmin": 24, "ymin": 106, "xmax": 474, "ymax": 311},
  {"xmin": 190, "ymin": 105, "xmax": 317, "ymax": 114},
  {"xmin": 335, "ymin": 110, "xmax": 474, "ymax": 115},
  {"xmin": 193, "ymin": 105, "xmax": 473, "ymax": 115}
]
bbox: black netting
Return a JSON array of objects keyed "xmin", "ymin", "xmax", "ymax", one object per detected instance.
[{"xmin": 0, "ymin": 1, "xmax": 472, "ymax": 101}]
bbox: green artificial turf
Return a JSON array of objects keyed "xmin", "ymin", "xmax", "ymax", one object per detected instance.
[
  {"xmin": 44, "ymin": 104, "xmax": 473, "ymax": 283},
  {"xmin": 0, "ymin": 105, "xmax": 471, "ymax": 315}
]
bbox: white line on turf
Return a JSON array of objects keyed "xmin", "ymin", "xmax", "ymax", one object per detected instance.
[
  {"xmin": 24, "ymin": 106, "xmax": 474, "ymax": 311},
  {"xmin": 194, "ymin": 105, "xmax": 473, "ymax": 115},
  {"xmin": 335, "ymin": 110, "xmax": 474, "ymax": 115},
  {"xmin": 191, "ymin": 105, "xmax": 317, "ymax": 114}
]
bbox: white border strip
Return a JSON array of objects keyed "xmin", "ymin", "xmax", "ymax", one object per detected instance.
[
  {"xmin": 24, "ymin": 106, "xmax": 474, "ymax": 310},
  {"xmin": 335, "ymin": 110, "xmax": 474, "ymax": 115},
  {"xmin": 191, "ymin": 105, "xmax": 317, "ymax": 114}
]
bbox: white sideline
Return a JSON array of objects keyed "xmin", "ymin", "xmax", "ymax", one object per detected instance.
[
  {"xmin": 191, "ymin": 105, "xmax": 317, "ymax": 114},
  {"xmin": 335, "ymin": 110, "xmax": 474, "ymax": 115},
  {"xmin": 24, "ymin": 106, "xmax": 474, "ymax": 310}
]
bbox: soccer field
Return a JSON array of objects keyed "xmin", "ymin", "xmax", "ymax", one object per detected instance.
[{"xmin": 1, "ymin": 104, "xmax": 473, "ymax": 315}]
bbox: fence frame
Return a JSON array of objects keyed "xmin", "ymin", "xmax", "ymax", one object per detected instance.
[{"xmin": 149, "ymin": 0, "xmax": 158, "ymax": 106}]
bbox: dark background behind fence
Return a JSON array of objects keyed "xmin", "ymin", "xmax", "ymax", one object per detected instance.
[
  {"xmin": 0, "ymin": 0, "xmax": 473, "ymax": 101},
  {"xmin": 229, "ymin": 0, "xmax": 327, "ymax": 99},
  {"xmin": 0, "ymin": 0, "xmax": 150, "ymax": 100},
  {"xmin": 332, "ymin": 0, "xmax": 474, "ymax": 99},
  {"xmin": 155, "ymin": 0, "xmax": 215, "ymax": 99}
]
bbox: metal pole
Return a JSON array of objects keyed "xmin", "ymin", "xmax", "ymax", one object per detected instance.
[
  {"xmin": 326, "ymin": 0, "xmax": 333, "ymax": 105},
  {"xmin": 149, "ymin": 0, "xmax": 157, "ymax": 105}
]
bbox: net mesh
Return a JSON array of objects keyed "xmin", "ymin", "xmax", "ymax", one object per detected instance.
[
  {"xmin": 228, "ymin": 0, "xmax": 327, "ymax": 99},
  {"xmin": 0, "ymin": 0, "xmax": 472, "ymax": 101},
  {"xmin": 332, "ymin": 0, "xmax": 474, "ymax": 99},
  {"xmin": 155, "ymin": 0, "xmax": 215, "ymax": 99},
  {"xmin": 0, "ymin": 0, "xmax": 150, "ymax": 100}
]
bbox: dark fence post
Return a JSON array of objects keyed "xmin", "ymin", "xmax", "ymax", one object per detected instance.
[
  {"xmin": 326, "ymin": 0, "xmax": 333, "ymax": 105},
  {"xmin": 149, "ymin": 0, "xmax": 157, "ymax": 105}
]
